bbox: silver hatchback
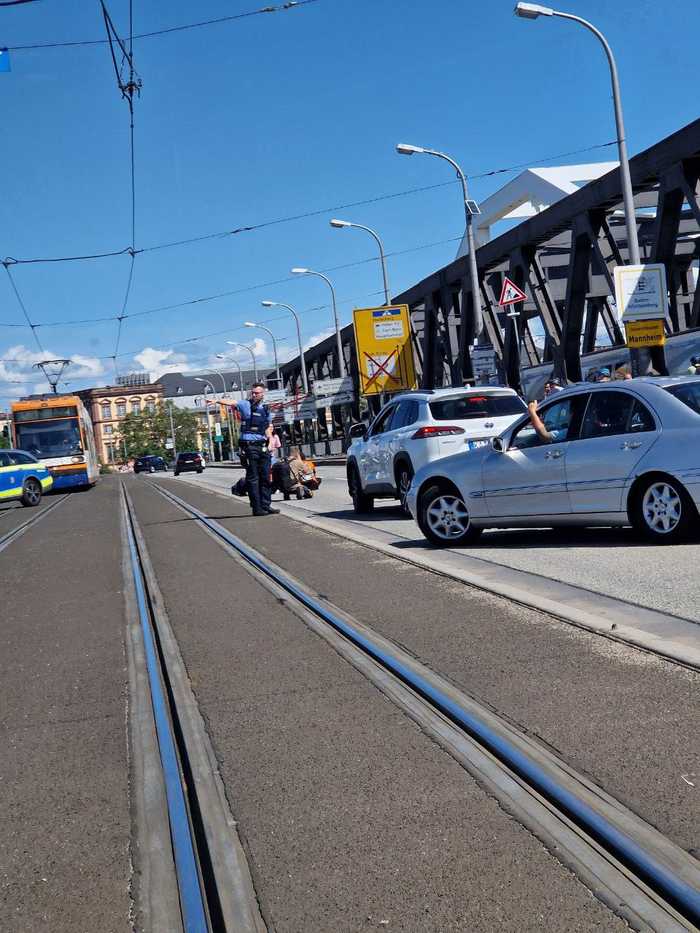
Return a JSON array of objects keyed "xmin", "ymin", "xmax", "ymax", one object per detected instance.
[{"xmin": 406, "ymin": 377, "xmax": 700, "ymax": 546}]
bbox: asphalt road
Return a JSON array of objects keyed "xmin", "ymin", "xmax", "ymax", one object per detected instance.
[
  {"xmin": 187, "ymin": 464, "xmax": 700, "ymax": 624},
  {"xmin": 127, "ymin": 478, "xmax": 629, "ymax": 932},
  {"xmin": 2, "ymin": 474, "xmax": 697, "ymax": 930},
  {"xmin": 0, "ymin": 482, "xmax": 131, "ymax": 933},
  {"xmin": 157, "ymin": 475, "xmax": 700, "ymax": 857}
]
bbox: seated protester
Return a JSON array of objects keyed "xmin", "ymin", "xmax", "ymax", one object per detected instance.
[
  {"xmin": 271, "ymin": 458, "xmax": 296, "ymax": 500},
  {"xmin": 287, "ymin": 447, "xmax": 321, "ymax": 499}
]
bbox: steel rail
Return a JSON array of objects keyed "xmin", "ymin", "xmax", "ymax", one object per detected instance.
[
  {"xmin": 121, "ymin": 488, "xmax": 209, "ymax": 933},
  {"xmin": 0, "ymin": 494, "xmax": 69, "ymax": 554},
  {"xmin": 153, "ymin": 481, "xmax": 700, "ymax": 929}
]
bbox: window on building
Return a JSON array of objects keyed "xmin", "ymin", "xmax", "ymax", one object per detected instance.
[
  {"xmin": 104, "ymin": 425, "xmax": 113, "ymax": 435},
  {"xmin": 101, "ymin": 402, "xmax": 111, "ymax": 420},
  {"xmin": 131, "ymin": 399, "xmax": 141, "ymax": 415},
  {"xmin": 116, "ymin": 401, "xmax": 127, "ymax": 418},
  {"xmin": 145, "ymin": 398, "xmax": 156, "ymax": 414}
]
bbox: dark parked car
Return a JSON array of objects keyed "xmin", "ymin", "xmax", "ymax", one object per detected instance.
[
  {"xmin": 134, "ymin": 455, "xmax": 168, "ymax": 474},
  {"xmin": 174, "ymin": 451, "xmax": 204, "ymax": 476}
]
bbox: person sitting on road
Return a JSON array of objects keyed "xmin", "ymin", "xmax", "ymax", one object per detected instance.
[{"xmin": 287, "ymin": 447, "xmax": 321, "ymax": 499}]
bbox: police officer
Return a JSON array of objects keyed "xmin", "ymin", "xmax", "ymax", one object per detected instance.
[{"xmin": 233, "ymin": 382, "xmax": 279, "ymax": 517}]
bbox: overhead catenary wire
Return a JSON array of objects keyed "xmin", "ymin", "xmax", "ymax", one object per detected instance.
[
  {"xmin": 0, "ymin": 284, "xmax": 386, "ymax": 368},
  {"xmin": 0, "ymin": 233, "xmax": 464, "ymax": 332},
  {"xmin": 98, "ymin": 0, "xmax": 140, "ymax": 378},
  {"xmin": 7, "ymin": 0, "xmax": 319, "ymax": 51},
  {"xmin": 2, "ymin": 263, "xmax": 44, "ymax": 353},
  {"xmin": 1, "ymin": 139, "xmax": 618, "ymax": 267}
]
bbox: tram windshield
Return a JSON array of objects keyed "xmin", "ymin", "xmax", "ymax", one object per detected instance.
[{"xmin": 15, "ymin": 417, "xmax": 84, "ymax": 458}]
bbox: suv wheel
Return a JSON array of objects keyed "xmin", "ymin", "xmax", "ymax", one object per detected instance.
[
  {"xmin": 630, "ymin": 475, "xmax": 695, "ymax": 543},
  {"xmin": 348, "ymin": 464, "xmax": 374, "ymax": 514},
  {"xmin": 395, "ymin": 461, "xmax": 414, "ymax": 515},
  {"xmin": 418, "ymin": 484, "xmax": 482, "ymax": 546}
]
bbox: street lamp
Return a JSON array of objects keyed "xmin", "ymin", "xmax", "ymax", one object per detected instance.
[
  {"xmin": 513, "ymin": 4, "xmax": 640, "ymax": 266},
  {"xmin": 261, "ymin": 300, "xmax": 309, "ymax": 395},
  {"xmin": 245, "ymin": 321, "xmax": 281, "ymax": 389},
  {"xmin": 329, "ymin": 218, "xmax": 391, "ymax": 306},
  {"xmin": 396, "ymin": 142, "xmax": 483, "ymax": 341},
  {"xmin": 515, "ymin": 4, "xmax": 644, "ymax": 375},
  {"xmin": 215, "ymin": 353, "xmax": 244, "ymax": 398},
  {"xmin": 226, "ymin": 341, "xmax": 258, "ymax": 383},
  {"xmin": 290, "ymin": 267, "xmax": 347, "ymax": 377},
  {"xmin": 194, "ymin": 377, "xmax": 216, "ymax": 462}
]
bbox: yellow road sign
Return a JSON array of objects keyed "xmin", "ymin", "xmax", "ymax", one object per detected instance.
[
  {"xmin": 624, "ymin": 318, "xmax": 666, "ymax": 348},
  {"xmin": 352, "ymin": 304, "xmax": 417, "ymax": 396}
]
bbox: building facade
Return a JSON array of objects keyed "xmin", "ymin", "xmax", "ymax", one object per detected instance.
[{"xmin": 78, "ymin": 382, "xmax": 163, "ymax": 463}]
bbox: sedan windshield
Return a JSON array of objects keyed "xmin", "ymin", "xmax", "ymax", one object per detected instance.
[
  {"xmin": 430, "ymin": 394, "xmax": 526, "ymax": 421},
  {"xmin": 664, "ymin": 382, "xmax": 700, "ymax": 415},
  {"xmin": 15, "ymin": 418, "xmax": 83, "ymax": 458}
]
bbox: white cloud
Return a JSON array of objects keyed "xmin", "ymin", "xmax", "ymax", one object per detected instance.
[
  {"xmin": 0, "ymin": 344, "xmax": 105, "ymax": 393},
  {"xmin": 133, "ymin": 347, "xmax": 193, "ymax": 379},
  {"xmin": 225, "ymin": 337, "xmax": 268, "ymax": 362},
  {"xmin": 303, "ymin": 328, "xmax": 335, "ymax": 352}
]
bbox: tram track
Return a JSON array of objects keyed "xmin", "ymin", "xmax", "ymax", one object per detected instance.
[
  {"xmin": 120, "ymin": 485, "xmax": 265, "ymax": 933},
  {"xmin": 0, "ymin": 494, "xmax": 69, "ymax": 554},
  {"xmin": 148, "ymin": 479, "xmax": 700, "ymax": 932}
]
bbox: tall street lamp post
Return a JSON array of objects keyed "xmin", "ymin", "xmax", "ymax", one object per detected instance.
[
  {"xmin": 514, "ymin": 2, "xmax": 644, "ymax": 373},
  {"xmin": 194, "ymin": 378, "xmax": 216, "ymax": 461},
  {"xmin": 226, "ymin": 342, "xmax": 258, "ymax": 383},
  {"xmin": 396, "ymin": 143, "xmax": 483, "ymax": 348},
  {"xmin": 329, "ymin": 219, "xmax": 391, "ymax": 306},
  {"xmin": 245, "ymin": 321, "xmax": 281, "ymax": 389},
  {"xmin": 291, "ymin": 268, "xmax": 347, "ymax": 378},
  {"xmin": 215, "ymin": 354, "xmax": 244, "ymax": 398},
  {"xmin": 209, "ymin": 364, "xmax": 238, "ymax": 457},
  {"xmin": 261, "ymin": 300, "xmax": 310, "ymax": 395}
]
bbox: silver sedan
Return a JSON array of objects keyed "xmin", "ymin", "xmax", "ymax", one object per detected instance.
[{"xmin": 406, "ymin": 377, "xmax": 700, "ymax": 546}]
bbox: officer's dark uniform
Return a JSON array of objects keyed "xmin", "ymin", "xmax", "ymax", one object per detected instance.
[{"xmin": 239, "ymin": 398, "xmax": 273, "ymax": 514}]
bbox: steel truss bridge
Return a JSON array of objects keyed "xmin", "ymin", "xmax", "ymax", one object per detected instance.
[{"xmin": 281, "ymin": 117, "xmax": 700, "ymax": 405}]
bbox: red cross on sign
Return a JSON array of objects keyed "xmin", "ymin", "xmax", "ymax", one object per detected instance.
[
  {"xmin": 363, "ymin": 348, "xmax": 400, "ymax": 391},
  {"xmin": 498, "ymin": 276, "xmax": 528, "ymax": 306}
]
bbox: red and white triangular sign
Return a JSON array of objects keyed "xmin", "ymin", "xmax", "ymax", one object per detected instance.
[{"xmin": 498, "ymin": 276, "xmax": 528, "ymax": 307}]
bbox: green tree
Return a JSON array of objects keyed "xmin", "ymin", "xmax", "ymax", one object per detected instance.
[
  {"xmin": 118, "ymin": 403, "xmax": 199, "ymax": 460},
  {"xmin": 0, "ymin": 428, "xmax": 10, "ymax": 449}
]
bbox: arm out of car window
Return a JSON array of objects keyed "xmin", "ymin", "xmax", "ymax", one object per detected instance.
[{"xmin": 527, "ymin": 401, "xmax": 553, "ymax": 443}]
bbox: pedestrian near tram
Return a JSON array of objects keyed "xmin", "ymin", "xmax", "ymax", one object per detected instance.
[{"xmin": 231, "ymin": 382, "xmax": 279, "ymax": 517}]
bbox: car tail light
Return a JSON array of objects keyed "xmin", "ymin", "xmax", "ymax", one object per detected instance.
[{"xmin": 411, "ymin": 425, "xmax": 465, "ymax": 439}]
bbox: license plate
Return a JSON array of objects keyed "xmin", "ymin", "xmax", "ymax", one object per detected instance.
[{"xmin": 468, "ymin": 439, "xmax": 489, "ymax": 450}]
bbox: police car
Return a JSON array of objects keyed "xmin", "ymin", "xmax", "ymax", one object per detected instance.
[{"xmin": 0, "ymin": 449, "xmax": 53, "ymax": 507}]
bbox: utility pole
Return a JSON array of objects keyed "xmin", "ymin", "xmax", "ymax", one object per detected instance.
[{"xmin": 167, "ymin": 402, "xmax": 177, "ymax": 461}]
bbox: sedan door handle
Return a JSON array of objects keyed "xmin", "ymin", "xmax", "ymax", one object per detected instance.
[
  {"xmin": 544, "ymin": 449, "xmax": 563, "ymax": 459},
  {"xmin": 621, "ymin": 441, "xmax": 642, "ymax": 450}
]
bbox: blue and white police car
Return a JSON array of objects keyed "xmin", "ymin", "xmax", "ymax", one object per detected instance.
[{"xmin": 0, "ymin": 449, "xmax": 53, "ymax": 507}]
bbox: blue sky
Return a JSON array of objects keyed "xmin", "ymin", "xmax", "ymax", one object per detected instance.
[{"xmin": 0, "ymin": 0, "xmax": 697, "ymax": 402}]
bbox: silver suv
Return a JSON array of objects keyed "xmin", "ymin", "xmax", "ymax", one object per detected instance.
[{"xmin": 346, "ymin": 387, "xmax": 526, "ymax": 513}]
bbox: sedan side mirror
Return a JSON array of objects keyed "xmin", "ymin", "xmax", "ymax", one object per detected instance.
[
  {"xmin": 491, "ymin": 436, "xmax": 505, "ymax": 453},
  {"xmin": 349, "ymin": 423, "xmax": 367, "ymax": 440}
]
